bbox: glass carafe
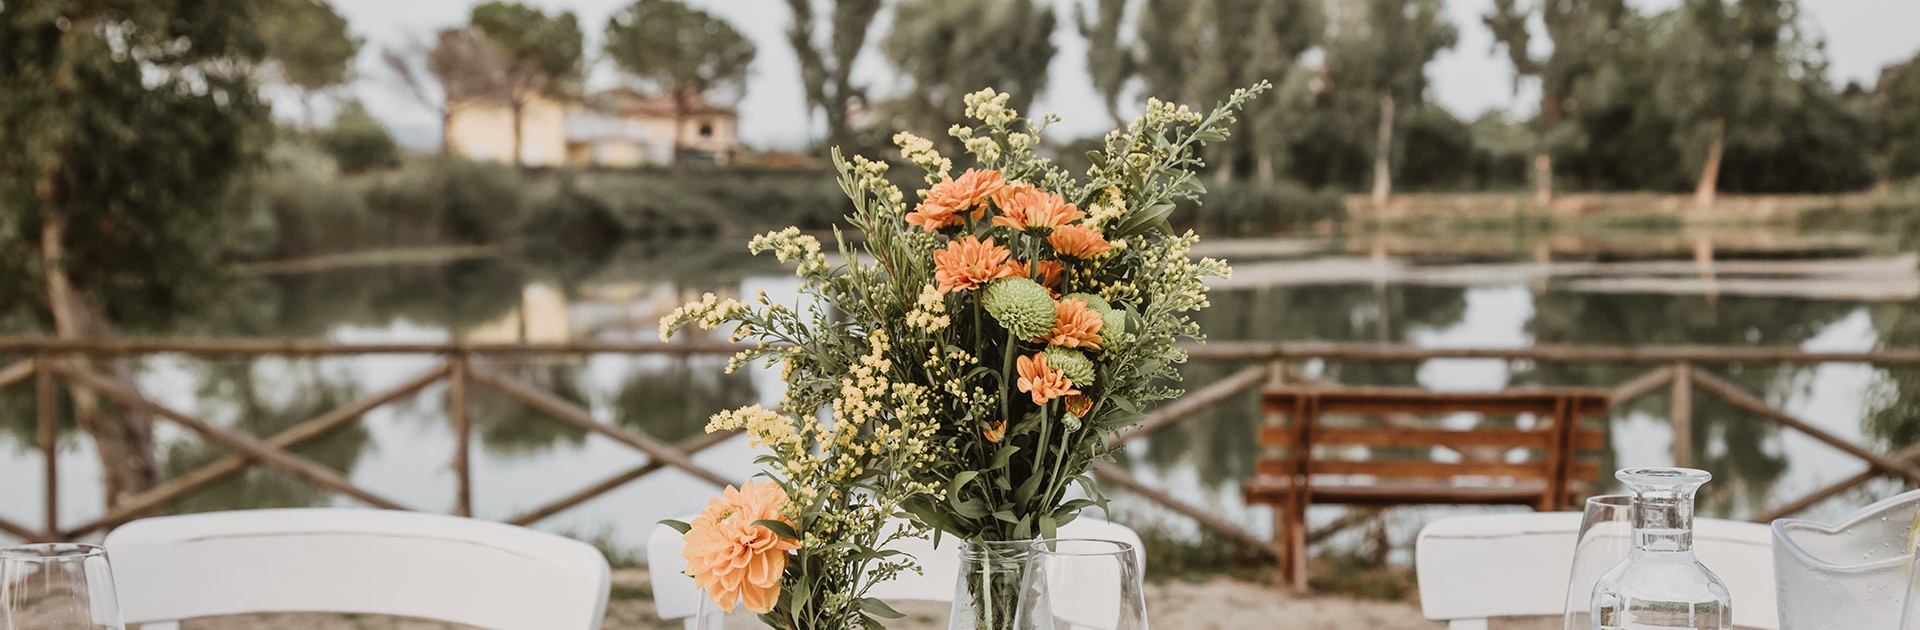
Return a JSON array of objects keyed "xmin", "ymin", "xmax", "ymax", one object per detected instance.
[{"xmin": 1589, "ymin": 468, "xmax": 1731, "ymax": 630}]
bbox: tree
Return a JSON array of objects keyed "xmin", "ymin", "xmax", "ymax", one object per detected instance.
[
  {"xmin": 469, "ymin": 1, "xmax": 584, "ymax": 167},
  {"xmin": 1324, "ymin": 0, "xmax": 1457, "ymax": 205},
  {"xmin": 1076, "ymin": 0, "xmax": 1135, "ymax": 128},
  {"xmin": 258, "ymin": 0, "xmax": 362, "ymax": 131},
  {"xmin": 1190, "ymin": 0, "xmax": 1322, "ymax": 182},
  {"xmin": 1484, "ymin": 0, "xmax": 1627, "ymax": 206},
  {"xmin": 383, "ymin": 27, "xmax": 509, "ymax": 155},
  {"xmin": 1878, "ymin": 56, "xmax": 1920, "ymax": 182},
  {"xmin": 1655, "ymin": 0, "xmax": 1809, "ymax": 208},
  {"xmin": 1, "ymin": 0, "xmax": 272, "ymax": 505},
  {"xmin": 784, "ymin": 0, "xmax": 883, "ymax": 152},
  {"xmin": 881, "ymin": 0, "xmax": 1056, "ymax": 136},
  {"xmin": 604, "ymin": 0, "xmax": 756, "ymax": 167}
]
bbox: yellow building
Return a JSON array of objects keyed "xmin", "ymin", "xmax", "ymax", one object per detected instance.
[{"xmin": 447, "ymin": 88, "xmax": 740, "ymax": 167}]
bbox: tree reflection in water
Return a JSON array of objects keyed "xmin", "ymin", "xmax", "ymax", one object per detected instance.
[
  {"xmin": 162, "ymin": 358, "xmax": 370, "ymax": 512},
  {"xmin": 1517, "ymin": 291, "xmax": 1859, "ymax": 518}
]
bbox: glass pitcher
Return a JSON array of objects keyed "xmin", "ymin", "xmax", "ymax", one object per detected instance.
[{"xmin": 1770, "ymin": 488, "xmax": 1920, "ymax": 629}]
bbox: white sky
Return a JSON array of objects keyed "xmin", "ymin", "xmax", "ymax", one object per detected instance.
[{"xmin": 328, "ymin": 0, "xmax": 1920, "ymax": 150}]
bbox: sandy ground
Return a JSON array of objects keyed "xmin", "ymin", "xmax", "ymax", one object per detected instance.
[{"xmin": 177, "ymin": 569, "xmax": 1562, "ymax": 629}]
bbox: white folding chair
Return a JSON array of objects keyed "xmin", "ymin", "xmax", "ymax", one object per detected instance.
[
  {"xmin": 648, "ymin": 516, "xmax": 1144, "ymax": 630},
  {"xmin": 1415, "ymin": 511, "xmax": 1777, "ymax": 630},
  {"xmin": 103, "ymin": 508, "xmax": 612, "ymax": 630}
]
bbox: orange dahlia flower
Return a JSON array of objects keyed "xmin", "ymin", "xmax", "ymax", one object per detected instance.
[
  {"xmin": 1017, "ymin": 353, "xmax": 1081, "ymax": 405},
  {"xmin": 992, "ymin": 186, "xmax": 1085, "ymax": 231},
  {"xmin": 681, "ymin": 480, "xmax": 800, "ymax": 614},
  {"xmin": 1048, "ymin": 224, "xmax": 1111, "ymax": 258},
  {"xmin": 906, "ymin": 168, "xmax": 1004, "ymax": 231},
  {"xmin": 934, "ymin": 236, "xmax": 1019, "ymax": 294},
  {"xmin": 1039, "ymin": 298, "xmax": 1104, "ymax": 349}
]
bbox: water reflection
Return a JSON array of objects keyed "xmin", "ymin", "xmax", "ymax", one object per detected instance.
[
  {"xmin": 3, "ymin": 231, "xmax": 1918, "ymax": 551},
  {"xmin": 162, "ymin": 359, "xmax": 369, "ymax": 513}
]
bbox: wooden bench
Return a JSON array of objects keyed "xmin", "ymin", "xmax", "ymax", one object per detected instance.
[{"xmin": 1243, "ymin": 386, "xmax": 1611, "ymax": 588}]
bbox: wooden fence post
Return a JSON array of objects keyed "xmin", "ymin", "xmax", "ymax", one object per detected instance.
[
  {"xmin": 449, "ymin": 355, "xmax": 473, "ymax": 518},
  {"xmin": 1671, "ymin": 362, "xmax": 1692, "ymax": 468},
  {"xmin": 37, "ymin": 355, "xmax": 58, "ymax": 535}
]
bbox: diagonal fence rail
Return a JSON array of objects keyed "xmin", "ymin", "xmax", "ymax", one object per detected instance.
[{"xmin": 0, "ymin": 337, "xmax": 1916, "ymax": 553}]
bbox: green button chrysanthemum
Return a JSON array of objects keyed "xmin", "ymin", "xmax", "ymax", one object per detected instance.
[
  {"xmin": 1040, "ymin": 347, "xmax": 1096, "ymax": 388},
  {"xmin": 1101, "ymin": 308, "xmax": 1127, "ymax": 339},
  {"xmin": 1062, "ymin": 293, "xmax": 1112, "ymax": 313},
  {"xmin": 983, "ymin": 277, "xmax": 1056, "ymax": 339}
]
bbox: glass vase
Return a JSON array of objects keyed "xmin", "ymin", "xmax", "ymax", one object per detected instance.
[
  {"xmin": 949, "ymin": 540, "xmax": 1040, "ymax": 630},
  {"xmin": 1589, "ymin": 467, "xmax": 1731, "ymax": 630}
]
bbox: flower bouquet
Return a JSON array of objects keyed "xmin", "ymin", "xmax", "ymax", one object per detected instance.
[{"xmin": 661, "ymin": 82, "xmax": 1265, "ymax": 630}]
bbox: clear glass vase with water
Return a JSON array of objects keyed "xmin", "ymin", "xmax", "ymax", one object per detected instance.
[{"xmin": 1589, "ymin": 467, "xmax": 1731, "ymax": 630}]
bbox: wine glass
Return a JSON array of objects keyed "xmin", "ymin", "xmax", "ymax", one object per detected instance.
[
  {"xmin": 2, "ymin": 543, "xmax": 124, "ymax": 630},
  {"xmin": 1015, "ymin": 538, "xmax": 1146, "ymax": 630},
  {"xmin": 1564, "ymin": 494, "xmax": 1633, "ymax": 630}
]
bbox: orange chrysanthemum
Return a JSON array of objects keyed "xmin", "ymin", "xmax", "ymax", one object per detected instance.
[
  {"xmin": 1048, "ymin": 224, "xmax": 1111, "ymax": 258},
  {"xmin": 1039, "ymin": 298, "xmax": 1104, "ymax": 349},
  {"xmin": 989, "ymin": 180, "xmax": 1039, "ymax": 212},
  {"xmin": 906, "ymin": 169, "xmax": 1004, "ymax": 231},
  {"xmin": 1006, "ymin": 259, "xmax": 1067, "ymax": 297},
  {"xmin": 934, "ymin": 236, "xmax": 1019, "ymax": 294},
  {"xmin": 983, "ymin": 420, "xmax": 1006, "ymax": 443},
  {"xmin": 1065, "ymin": 394, "xmax": 1093, "ymax": 417},
  {"xmin": 1017, "ymin": 353, "xmax": 1081, "ymax": 405},
  {"xmin": 992, "ymin": 186, "xmax": 1085, "ymax": 231},
  {"xmin": 681, "ymin": 480, "xmax": 801, "ymax": 614}
]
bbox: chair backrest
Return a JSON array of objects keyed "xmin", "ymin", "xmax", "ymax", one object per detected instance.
[
  {"xmin": 104, "ymin": 509, "xmax": 611, "ymax": 630},
  {"xmin": 1415, "ymin": 511, "xmax": 1777, "ymax": 630},
  {"xmin": 647, "ymin": 516, "xmax": 1143, "ymax": 629}
]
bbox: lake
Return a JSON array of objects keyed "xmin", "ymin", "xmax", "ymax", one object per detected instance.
[{"xmin": 3, "ymin": 225, "xmax": 1917, "ymax": 561}]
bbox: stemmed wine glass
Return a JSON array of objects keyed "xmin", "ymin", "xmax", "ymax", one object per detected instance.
[
  {"xmin": 1564, "ymin": 495, "xmax": 1633, "ymax": 630},
  {"xmin": 1015, "ymin": 538, "xmax": 1147, "ymax": 630},
  {"xmin": 2, "ymin": 543, "xmax": 124, "ymax": 630}
]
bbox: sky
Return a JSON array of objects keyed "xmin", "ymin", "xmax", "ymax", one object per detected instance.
[{"xmin": 329, "ymin": 0, "xmax": 1920, "ymax": 150}]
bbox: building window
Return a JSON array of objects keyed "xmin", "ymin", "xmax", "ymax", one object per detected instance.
[{"xmin": 698, "ymin": 122, "xmax": 714, "ymax": 138}]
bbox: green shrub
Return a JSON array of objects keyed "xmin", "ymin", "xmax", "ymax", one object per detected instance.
[
  {"xmin": 314, "ymin": 101, "xmax": 401, "ymax": 175},
  {"xmin": 359, "ymin": 156, "xmax": 529, "ymax": 244},
  {"xmin": 1170, "ymin": 180, "xmax": 1346, "ymax": 234}
]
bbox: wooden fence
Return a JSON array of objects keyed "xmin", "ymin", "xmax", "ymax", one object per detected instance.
[{"xmin": 2, "ymin": 337, "xmax": 1917, "ymax": 560}]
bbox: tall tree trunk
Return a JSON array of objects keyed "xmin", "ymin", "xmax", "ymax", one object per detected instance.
[
  {"xmin": 510, "ymin": 98, "xmax": 526, "ymax": 168},
  {"xmin": 300, "ymin": 91, "xmax": 317, "ymax": 137},
  {"xmin": 40, "ymin": 216, "xmax": 161, "ymax": 508},
  {"xmin": 1257, "ymin": 154, "xmax": 1275, "ymax": 184},
  {"xmin": 1534, "ymin": 153, "xmax": 1554, "ymax": 208},
  {"xmin": 1694, "ymin": 117, "xmax": 1725, "ymax": 209},
  {"xmin": 440, "ymin": 105, "xmax": 454, "ymax": 155},
  {"xmin": 671, "ymin": 90, "xmax": 689, "ymax": 169},
  {"xmin": 1371, "ymin": 93, "xmax": 1395, "ymax": 207}
]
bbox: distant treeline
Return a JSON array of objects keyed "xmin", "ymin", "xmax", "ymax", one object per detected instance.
[{"xmin": 239, "ymin": 139, "xmax": 1347, "ymax": 261}]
